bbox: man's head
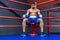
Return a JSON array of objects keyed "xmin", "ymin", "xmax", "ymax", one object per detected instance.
[{"xmin": 31, "ymin": 3, "xmax": 37, "ymax": 9}]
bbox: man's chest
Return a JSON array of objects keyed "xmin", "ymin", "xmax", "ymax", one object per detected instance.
[{"xmin": 29, "ymin": 10, "xmax": 38, "ymax": 13}]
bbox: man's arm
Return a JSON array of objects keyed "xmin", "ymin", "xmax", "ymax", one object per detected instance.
[
  {"xmin": 26, "ymin": 9, "xmax": 30, "ymax": 15},
  {"xmin": 37, "ymin": 9, "xmax": 41, "ymax": 14},
  {"xmin": 23, "ymin": 9, "xmax": 30, "ymax": 18},
  {"xmin": 37, "ymin": 9, "xmax": 43, "ymax": 18}
]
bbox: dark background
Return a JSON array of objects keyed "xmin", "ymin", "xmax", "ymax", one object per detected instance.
[{"xmin": 0, "ymin": 0, "xmax": 60, "ymax": 35}]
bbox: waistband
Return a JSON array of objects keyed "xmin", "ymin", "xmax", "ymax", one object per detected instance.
[{"xmin": 29, "ymin": 16, "xmax": 37, "ymax": 18}]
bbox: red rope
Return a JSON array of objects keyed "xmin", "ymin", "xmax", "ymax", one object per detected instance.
[
  {"xmin": 37, "ymin": 0, "xmax": 54, "ymax": 6},
  {"xmin": 0, "ymin": 6, "xmax": 60, "ymax": 12},
  {"xmin": 47, "ymin": 11, "xmax": 50, "ymax": 34},
  {"xmin": 0, "ymin": 25, "xmax": 21, "ymax": 28},
  {"xmin": 41, "ymin": 7, "xmax": 60, "ymax": 12},
  {"xmin": 51, "ymin": 16, "xmax": 60, "ymax": 18},
  {"xmin": 9, "ymin": 0, "xmax": 54, "ymax": 7},
  {"xmin": 0, "ymin": 16, "xmax": 59, "ymax": 20},
  {"xmin": 45, "ymin": 25, "xmax": 60, "ymax": 28},
  {"xmin": 0, "ymin": 16, "xmax": 23, "ymax": 20},
  {"xmin": 9, "ymin": 0, "xmax": 31, "ymax": 6},
  {"xmin": 0, "ymin": 25, "xmax": 59, "ymax": 28},
  {"xmin": 51, "ymin": 20, "xmax": 60, "ymax": 22},
  {"xmin": 0, "ymin": 6, "xmax": 27, "ymax": 12}
]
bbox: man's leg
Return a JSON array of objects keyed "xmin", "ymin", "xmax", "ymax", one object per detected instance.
[
  {"xmin": 22, "ymin": 18, "xmax": 27, "ymax": 36},
  {"xmin": 38, "ymin": 18, "xmax": 44, "ymax": 35}
]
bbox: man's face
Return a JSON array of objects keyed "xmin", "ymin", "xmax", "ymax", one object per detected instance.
[{"xmin": 31, "ymin": 4, "xmax": 36, "ymax": 9}]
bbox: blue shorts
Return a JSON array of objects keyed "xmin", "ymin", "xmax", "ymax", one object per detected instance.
[{"xmin": 23, "ymin": 14, "xmax": 43, "ymax": 23}]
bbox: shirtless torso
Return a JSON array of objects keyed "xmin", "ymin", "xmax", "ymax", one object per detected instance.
[{"xmin": 27, "ymin": 9, "xmax": 40, "ymax": 16}]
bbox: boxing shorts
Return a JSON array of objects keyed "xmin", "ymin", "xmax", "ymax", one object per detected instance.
[{"xmin": 23, "ymin": 14, "xmax": 43, "ymax": 23}]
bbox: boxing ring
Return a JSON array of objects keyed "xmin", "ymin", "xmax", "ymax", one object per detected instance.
[{"xmin": 0, "ymin": 0, "xmax": 60, "ymax": 40}]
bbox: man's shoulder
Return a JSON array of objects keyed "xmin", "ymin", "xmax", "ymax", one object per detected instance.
[
  {"xmin": 28, "ymin": 9, "xmax": 31, "ymax": 10},
  {"xmin": 36, "ymin": 9, "xmax": 40, "ymax": 11},
  {"xmin": 27, "ymin": 9, "xmax": 31, "ymax": 11},
  {"xmin": 27, "ymin": 9, "xmax": 40, "ymax": 11}
]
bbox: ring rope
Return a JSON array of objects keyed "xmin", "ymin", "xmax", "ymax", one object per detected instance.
[
  {"xmin": 0, "ymin": 25, "xmax": 59, "ymax": 28},
  {"xmin": 0, "ymin": 16, "xmax": 23, "ymax": 20},
  {"xmin": 9, "ymin": 0, "xmax": 54, "ymax": 7},
  {"xmin": 0, "ymin": 16, "xmax": 59, "ymax": 20},
  {"xmin": 37, "ymin": 0, "xmax": 54, "ymax": 6},
  {"xmin": 9, "ymin": 0, "xmax": 31, "ymax": 6},
  {"xmin": 0, "ymin": 6, "xmax": 26, "ymax": 12},
  {"xmin": 0, "ymin": 6, "xmax": 60, "ymax": 12}
]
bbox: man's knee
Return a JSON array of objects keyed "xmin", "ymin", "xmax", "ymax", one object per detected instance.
[
  {"xmin": 38, "ymin": 18, "xmax": 43, "ymax": 22},
  {"xmin": 23, "ymin": 19, "xmax": 27, "ymax": 22}
]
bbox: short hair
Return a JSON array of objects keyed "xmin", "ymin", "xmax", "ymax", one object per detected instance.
[
  {"xmin": 31, "ymin": 4, "xmax": 35, "ymax": 6},
  {"xmin": 32, "ymin": 2, "xmax": 35, "ymax": 4},
  {"xmin": 31, "ymin": 2, "xmax": 35, "ymax": 6}
]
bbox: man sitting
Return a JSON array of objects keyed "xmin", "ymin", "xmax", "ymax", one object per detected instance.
[{"xmin": 22, "ymin": 3, "xmax": 44, "ymax": 36}]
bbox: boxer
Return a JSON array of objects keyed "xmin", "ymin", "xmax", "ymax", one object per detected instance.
[{"xmin": 22, "ymin": 3, "xmax": 44, "ymax": 36}]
